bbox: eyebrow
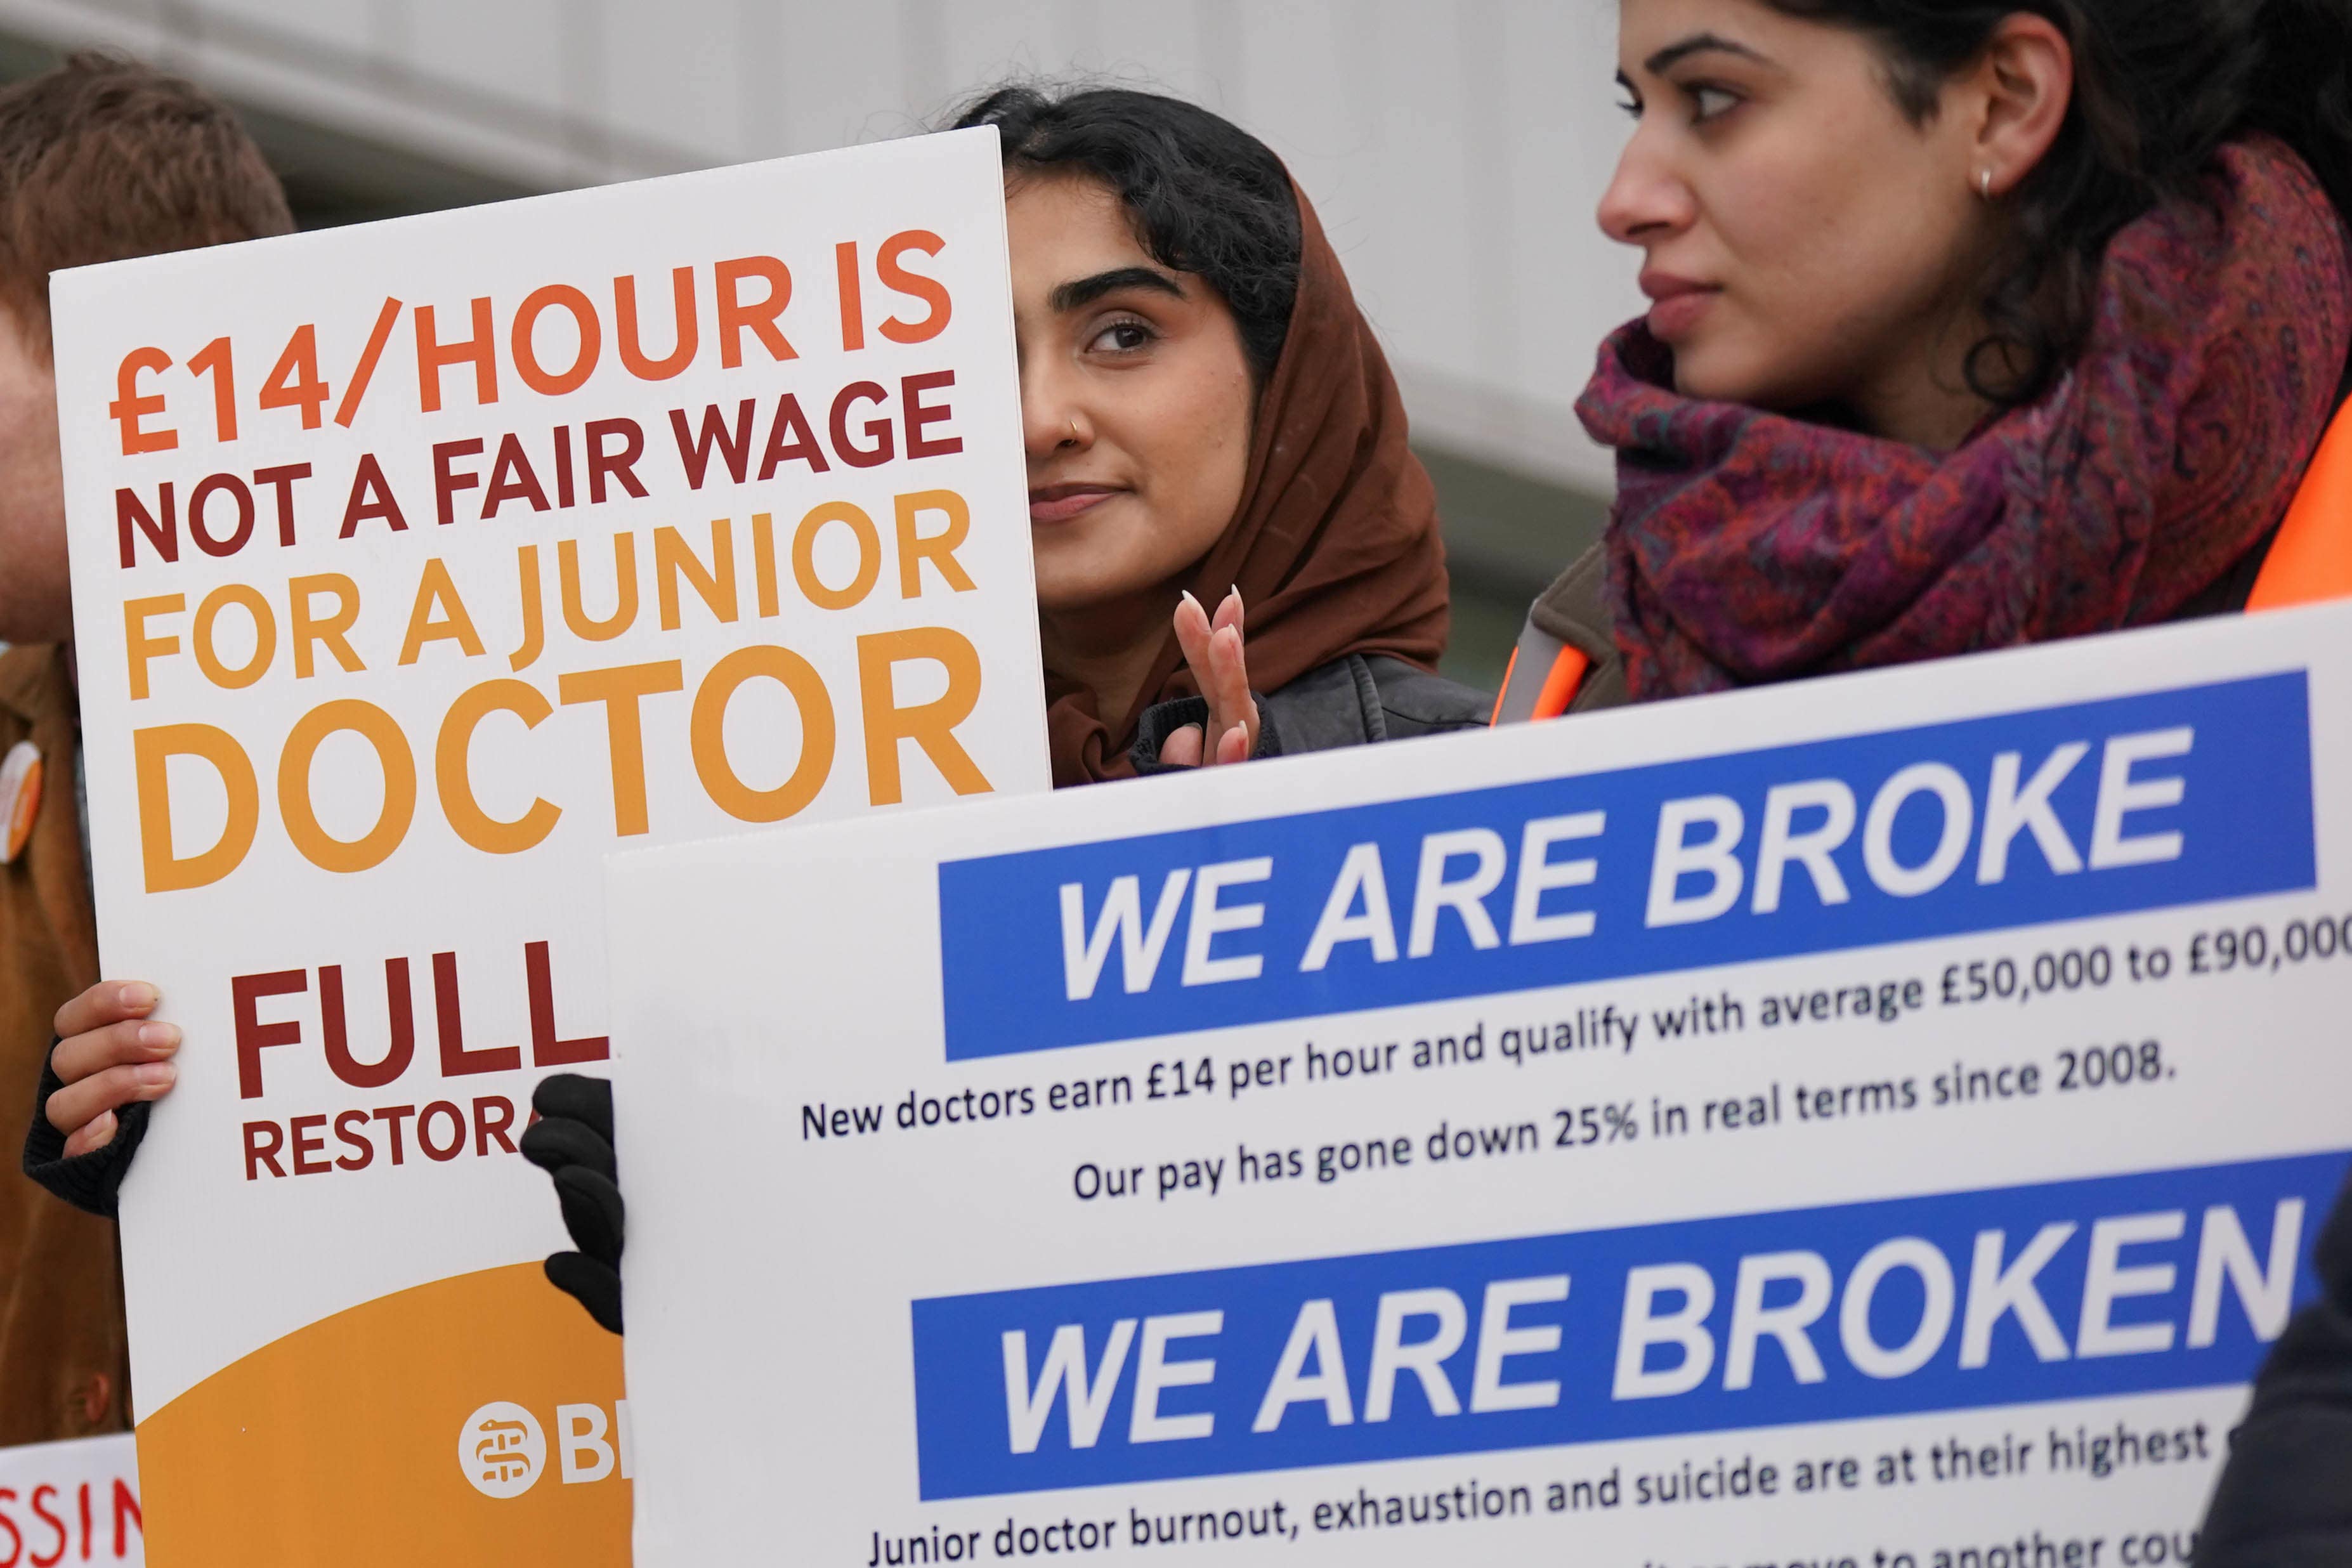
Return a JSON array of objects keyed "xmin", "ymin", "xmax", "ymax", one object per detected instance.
[
  {"xmin": 1049, "ymin": 266, "xmax": 1187, "ymax": 314},
  {"xmin": 1642, "ymin": 30, "xmax": 1773, "ymax": 76}
]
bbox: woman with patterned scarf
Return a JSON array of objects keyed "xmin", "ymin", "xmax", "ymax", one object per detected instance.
[{"xmin": 1486, "ymin": 0, "xmax": 2352, "ymax": 722}]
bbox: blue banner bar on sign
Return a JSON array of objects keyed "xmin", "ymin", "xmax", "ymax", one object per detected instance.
[
  {"xmin": 937, "ymin": 675, "xmax": 2313, "ymax": 1061},
  {"xmin": 909, "ymin": 1151, "xmax": 2346, "ymax": 1499}
]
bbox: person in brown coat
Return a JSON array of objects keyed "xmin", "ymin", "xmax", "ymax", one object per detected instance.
[{"xmin": 0, "ymin": 53, "xmax": 289, "ymax": 1444}]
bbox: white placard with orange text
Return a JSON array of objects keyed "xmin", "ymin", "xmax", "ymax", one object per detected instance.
[{"xmin": 53, "ymin": 127, "xmax": 1048, "ymax": 1567}]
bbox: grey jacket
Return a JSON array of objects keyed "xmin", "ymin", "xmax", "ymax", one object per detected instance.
[{"xmin": 1131, "ymin": 653, "xmax": 1492, "ymax": 771}]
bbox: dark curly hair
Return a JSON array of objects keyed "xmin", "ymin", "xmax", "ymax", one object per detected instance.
[
  {"xmin": 948, "ymin": 84, "xmax": 1303, "ymax": 383},
  {"xmin": 1770, "ymin": 0, "xmax": 2352, "ymax": 406}
]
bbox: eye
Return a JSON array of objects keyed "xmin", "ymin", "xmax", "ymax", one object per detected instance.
[
  {"xmin": 1087, "ymin": 317, "xmax": 1157, "ymax": 355},
  {"xmin": 1617, "ymin": 91, "xmax": 1643, "ymax": 120},
  {"xmin": 1690, "ymin": 84, "xmax": 1741, "ymax": 122}
]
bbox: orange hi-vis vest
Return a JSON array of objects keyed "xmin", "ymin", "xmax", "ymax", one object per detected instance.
[
  {"xmin": 2247, "ymin": 393, "xmax": 2352, "ymax": 611},
  {"xmin": 1487, "ymin": 637, "xmax": 1591, "ymax": 726},
  {"xmin": 1492, "ymin": 395, "xmax": 2352, "ymax": 724}
]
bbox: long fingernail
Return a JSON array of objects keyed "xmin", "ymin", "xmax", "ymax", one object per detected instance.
[
  {"xmin": 138, "ymin": 1022, "xmax": 181, "ymax": 1052},
  {"xmin": 119, "ymin": 982, "xmax": 157, "ymax": 1010},
  {"xmin": 136, "ymin": 1062, "xmax": 177, "ymax": 1089},
  {"xmin": 1180, "ymin": 590, "xmax": 1201, "ymax": 611}
]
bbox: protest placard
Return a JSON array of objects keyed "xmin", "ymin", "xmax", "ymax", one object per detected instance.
[
  {"xmin": 54, "ymin": 126, "xmax": 1049, "ymax": 1566},
  {"xmin": 608, "ymin": 599, "xmax": 2352, "ymax": 1564},
  {"xmin": 0, "ymin": 1435, "xmax": 141, "ymax": 1565}
]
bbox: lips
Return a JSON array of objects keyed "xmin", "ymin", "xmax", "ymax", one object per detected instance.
[
  {"xmin": 1028, "ymin": 485, "xmax": 1121, "ymax": 525},
  {"xmin": 1639, "ymin": 270, "xmax": 1721, "ymax": 343}
]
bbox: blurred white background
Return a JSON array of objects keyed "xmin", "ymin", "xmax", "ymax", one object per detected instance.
[{"xmin": 0, "ymin": 0, "xmax": 1645, "ymax": 685}]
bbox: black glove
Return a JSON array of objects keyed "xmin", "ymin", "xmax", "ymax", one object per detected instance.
[
  {"xmin": 521, "ymin": 1073, "xmax": 624, "ymax": 1334},
  {"xmin": 23, "ymin": 1038, "xmax": 154, "ymax": 1217}
]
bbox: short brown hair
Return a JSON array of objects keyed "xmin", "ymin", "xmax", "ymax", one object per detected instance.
[{"xmin": 0, "ymin": 52, "xmax": 291, "ymax": 347}]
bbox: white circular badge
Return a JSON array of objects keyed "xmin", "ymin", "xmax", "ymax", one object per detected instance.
[
  {"xmin": 456, "ymin": 1401, "xmax": 545, "ymax": 1499},
  {"xmin": 0, "ymin": 741, "xmax": 40, "ymax": 866}
]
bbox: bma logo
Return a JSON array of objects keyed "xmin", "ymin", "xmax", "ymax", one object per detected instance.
[
  {"xmin": 459, "ymin": 1402, "xmax": 544, "ymax": 1498},
  {"xmin": 458, "ymin": 1399, "xmax": 634, "ymax": 1498}
]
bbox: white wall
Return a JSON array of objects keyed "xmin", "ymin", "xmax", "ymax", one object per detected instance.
[{"xmin": 0, "ymin": 0, "xmax": 1644, "ymax": 493}]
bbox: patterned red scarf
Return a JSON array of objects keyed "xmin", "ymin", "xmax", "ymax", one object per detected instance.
[{"xmin": 1578, "ymin": 137, "xmax": 2352, "ymax": 700}]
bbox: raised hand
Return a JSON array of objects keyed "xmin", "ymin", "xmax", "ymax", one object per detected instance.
[{"xmin": 1161, "ymin": 587, "xmax": 1258, "ymax": 768}]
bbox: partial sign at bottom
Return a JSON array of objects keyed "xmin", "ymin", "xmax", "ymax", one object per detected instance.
[{"xmin": 0, "ymin": 1435, "xmax": 140, "ymax": 1565}]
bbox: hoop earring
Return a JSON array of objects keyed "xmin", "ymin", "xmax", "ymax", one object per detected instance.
[
  {"xmin": 1066, "ymin": 418, "xmax": 1081, "ymax": 443},
  {"xmin": 1978, "ymin": 168, "xmax": 1994, "ymax": 200}
]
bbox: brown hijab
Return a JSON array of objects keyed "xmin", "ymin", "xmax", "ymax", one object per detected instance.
[{"xmin": 1043, "ymin": 184, "xmax": 1454, "ymax": 785}]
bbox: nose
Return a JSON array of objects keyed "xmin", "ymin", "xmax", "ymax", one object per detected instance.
[
  {"xmin": 1597, "ymin": 123, "xmax": 1695, "ymax": 247},
  {"xmin": 1019, "ymin": 355, "xmax": 1090, "ymax": 466}
]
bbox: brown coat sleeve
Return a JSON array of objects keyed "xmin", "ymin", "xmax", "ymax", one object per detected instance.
[{"xmin": 0, "ymin": 644, "xmax": 133, "ymax": 1441}]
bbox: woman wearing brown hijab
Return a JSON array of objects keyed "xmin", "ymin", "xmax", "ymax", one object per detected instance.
[{"xmin": 962, "ymin": 84, "xmax": 1491, "ymax": 786}]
